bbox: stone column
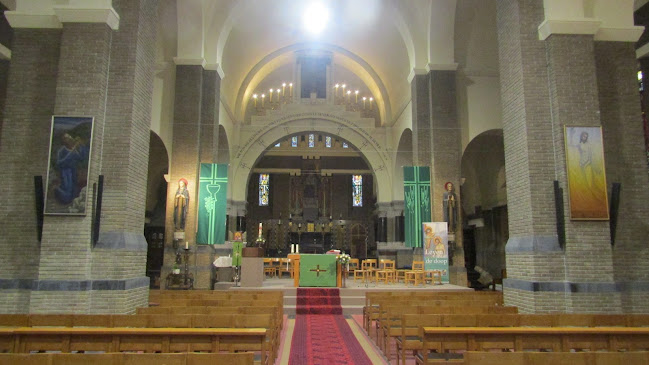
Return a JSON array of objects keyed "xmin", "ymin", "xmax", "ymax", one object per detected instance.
[
  {"xmin": 163, "ymin": 65, "xmax": 203, "ymax": 285},
  {"xmin": 194, "ymin": 69, "xmax": 222, "ymax": 289},
  {"xmin": 429, "ymin": 69, "xmax": 466, "ymax": 286},
  {"xmin": 29, "ymin": 22, "xmax": 114, "ymax": 313},
  {"xmin": 410, "ymin": 72, "xmax": 432, "ymax": 167},
  {"xmin": 498, "ymin": 0, "xmax": 620, "ymax": 312},
  {"xmin": 0, "ymin": 28, "xmax": 60, "ymax": 313},
  {"xmin": 595, "ymin": 41, "xmax": 649, "ymax": 313}
]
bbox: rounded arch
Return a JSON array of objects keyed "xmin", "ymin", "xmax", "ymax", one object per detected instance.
[
  {"xmin": 233, "ymin": 43, "xmax": 392, "ymax": 124},
  {"xmin": 393, "ymin": 128, "xmax": 413, "ymax": 200},
  {"xmin": 217, "ymin": 124, "xmax": 230, "ymax": 165},
  {"xmin": 231, "ymin": 115, "xmax": 392, "ymax": 204},
  {"xmin": 145, "ymin": 131, "xmax": 170, "ymax": 226},
  {"xmin": 460, "ymin": 129, "xmax": 506, "ymax": 215}
]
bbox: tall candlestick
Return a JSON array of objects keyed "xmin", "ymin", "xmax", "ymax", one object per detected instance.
[
  {"xmin": 363, "ymin": 96, "xmax": 367, "ymax": 109},
  {"xmin": 369, "ymin": 97, "xmax": 373, "ymax": 109},
  {"xmin": 289, "ymin": 83, "xmax": 293, "ymax": 97},
  {"xmin": 253, "ymin": 94, "xmax": 258, "ymax": 108},
  {"xmin": 258, "ymin": 222, "xmax": 263, "ymax": 237},
  {"xmin": 282, "ymin": 83, "xmax": 286, "ymax": 96},
  {"xmin": 261, "ymin": 94, "xmax": 265, "ymax": 107},
  {"xmin": 269, "ymin": 89, "xmax": 273, "ymax": 103},
  {"xmin": 185, "ymin": 241, "xmax": 188, "ymax": 250},
  {"xmin": 355, "ymin": 90, "xmax": 359, "ymax": 103}
]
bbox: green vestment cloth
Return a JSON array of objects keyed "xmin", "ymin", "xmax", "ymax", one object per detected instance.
[{"xmin": 299, "ymin": 254, "xmax": 337, "ymax": 287}]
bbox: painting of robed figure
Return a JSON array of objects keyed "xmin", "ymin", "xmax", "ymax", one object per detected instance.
[
  {"xmin": 44, "ymin": 116, "xmax": 94, "ymax": 215},
  {"xmin": 564, "ymin": 126, "xmax": 609, "ymax": 220}
]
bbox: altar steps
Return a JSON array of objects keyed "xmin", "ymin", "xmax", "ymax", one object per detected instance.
[{"xmin": 285, "ymin": 288, "xmax": 365, "ymax": 315}]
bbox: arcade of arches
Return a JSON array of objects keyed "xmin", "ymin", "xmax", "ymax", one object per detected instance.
[{"xmin": 0, "ymin": 0, "xmax": 648, "ymax": 315}]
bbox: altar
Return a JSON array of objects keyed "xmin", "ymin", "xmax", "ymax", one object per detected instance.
[{"xmin": 288, "ymin": 254, "xmax": 342, "ymax": 287}]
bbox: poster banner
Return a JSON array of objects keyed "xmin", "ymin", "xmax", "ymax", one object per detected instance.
[
  {"xmin": 423, "ymin": 222, "xmax": 449, "ymax": 283},
  {"xmin": 403, "ymin": 166, "xmax": 431, "ymax": 247},
  {"xmin": 196, "ymin": 163, "xmax": 228, "ymax": 244}
]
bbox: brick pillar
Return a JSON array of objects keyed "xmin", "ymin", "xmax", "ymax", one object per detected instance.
[
  {"xmin": 163, "ymin": 65, "xmax": 203, "ymax": 286},
  {"xmin": 596, "ymin": 41, "xmax": 649, "ymax": 313},
  {"xmin": 497, "ymin": 0, "xmax": 618, "ymax": 312},
  {"xmin": 429, "ymin": 70, "xmax": 466, "ymax": 286},
  {"xmin": 0, "ymin": 29, "xmax": 60, "ymax": 313},
  {"xmin": 411, "ymin": 73, "xmax": 432, "ymax": 166},
  {"xmin": 90, "ymin": 0, "xmax": 157, "ymax": 313},
  {"xmin": 194, "ymin": 69, "xmax": 223, "ymax": 289},
  {"xmin": 29, "ymin": 23, "xmax": 113, "ymax": 313}
]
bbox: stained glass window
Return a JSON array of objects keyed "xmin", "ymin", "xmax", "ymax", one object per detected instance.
[
  {"xmin": 259, "ymin": 174, "xmax": 269, "ymax": 206},
  {"xmin": 291, "ymin": 136, "xmax": 298, "ymax": 147},
  {"xmin": 352, "ymin": 175, "xmax": 362, "ymax": 207},
  {"xmin": 342, "ymin": 142, "xmax": 349, "ymax": 148},
  {"xmin": 308, "ymin": 133, "xmax": 315, "ymax": 147},
  {"xmin": 325, "ymin": 136, "xmax": 332, "ymax": 148}
]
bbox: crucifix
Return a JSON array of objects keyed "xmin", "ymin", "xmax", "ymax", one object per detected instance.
[{"xmin": 309, "ymin": 264, "xmax": 327, "ymax": 277}]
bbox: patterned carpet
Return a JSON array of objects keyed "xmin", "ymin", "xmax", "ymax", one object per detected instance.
[
  {"xmin": 288, "ymin": 314, "xmax": 374, "ymax": 365},
  {"xmin": 295, "ymin": 288, "xmax": 342, "ymax": 315}
]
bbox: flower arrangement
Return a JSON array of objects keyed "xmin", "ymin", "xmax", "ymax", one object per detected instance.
[{"xmin": 337, "ymin": 253, "xmax": 351, "ymax": 265}]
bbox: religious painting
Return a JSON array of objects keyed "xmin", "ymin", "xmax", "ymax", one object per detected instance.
[
  {"xmin": 564, "ymin": 126, "xmax": 609, "ymax": 220},
  {"xmin": 196, "ymin": 163, "xmax": 228, "ymax": 244},
  {"xmin": 44, "ymin": 116, "xmax": 94, "ymax": 215},
  {"xmin": 423, "ymin": 222, "xmax": 449, "ymax": 284}
]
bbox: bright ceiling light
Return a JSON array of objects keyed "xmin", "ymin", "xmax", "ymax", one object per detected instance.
[{"xmin": 303, "ymin": 2, "xmax": 329, "ymax": 35}]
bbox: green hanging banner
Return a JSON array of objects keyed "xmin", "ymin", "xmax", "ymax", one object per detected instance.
[
  {"xmin": 196, "ymin": 163, "xmax": 228, "ymax": 245},
  {"xmin": 403, "ymin": 166, "xmax": 431, "ymax": 248}
]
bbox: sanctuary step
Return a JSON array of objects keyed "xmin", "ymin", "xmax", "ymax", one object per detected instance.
[
  {"xmin": 295, "ymin": 288, "xmax": 343, "ymax": 315},
  {"xmin": 284, "ymin": 288, "xmax": 365, "ymax": 316}
]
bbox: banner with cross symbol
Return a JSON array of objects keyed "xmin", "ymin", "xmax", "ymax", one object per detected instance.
[{"xmin": 196, "ymin": 163, "xmax": 228, "ymax": 244}]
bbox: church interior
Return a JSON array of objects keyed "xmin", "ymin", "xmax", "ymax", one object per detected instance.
[{"xmin": 1, "ymin": 0, "xmax": 649, "ymax": 364}]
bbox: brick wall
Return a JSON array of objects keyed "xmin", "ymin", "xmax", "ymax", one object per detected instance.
[{"xmin": 411, "ymin": 74, "xmax": 432, "ymax": 166}]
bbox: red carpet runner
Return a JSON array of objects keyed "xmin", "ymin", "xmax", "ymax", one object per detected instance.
[{"xmin": 289, "ymin": 288, "xmax": 373, "ymax": 365}]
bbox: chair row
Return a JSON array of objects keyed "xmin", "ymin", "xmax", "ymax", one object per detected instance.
[{"xmin": 0, "ymin": 352, "xmax": 254, "ymax": 365}]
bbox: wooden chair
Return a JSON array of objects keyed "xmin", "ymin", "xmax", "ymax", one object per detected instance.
[
  {"xmin": 376, "ymin": 259, "xmax": 396, "ymax": 284},
  {"xmin": 278, "ymin": 258, "xmax": 293, "ymax": 278},
  {"xmin": 363, "ymin": 259, "xmax": 378, "ymax": 282},
  {"xmin": 348, "ymin": 258, "xmax": 360, "ymax": 277},
  {"xmin": 424, "ymin": 270, "xmax": 442, "ymax": 285},
  {"xmin": 263, "ymin": 258, "xmax": 275, "ymax": 278},
  {"xmin": 404, "ymin": 261, "xmax": 425, "ymax": 286}
]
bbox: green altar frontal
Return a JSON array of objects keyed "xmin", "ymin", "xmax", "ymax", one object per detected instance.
[{"xmin": 299, "ymin": 254, "xmax": 337, "ymax": 287}]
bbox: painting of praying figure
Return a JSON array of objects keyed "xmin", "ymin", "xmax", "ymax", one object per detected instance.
[{"xmin": 44, "ymin": 116, "xmax": 94, "ymax": 215}]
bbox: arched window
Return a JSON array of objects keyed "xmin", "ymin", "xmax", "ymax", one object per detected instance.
[
  {"xmin": 352, "ymin": 175, "xmax": 362, "ymax": 207},
  {"xmin": 259, "ymin": 174, "xmax": 269, "ymax": 206}
]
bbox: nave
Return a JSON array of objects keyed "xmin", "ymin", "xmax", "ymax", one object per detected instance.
[{"xmin": 2, "ymin": 284, "xmax": 649, "ymax": 365}]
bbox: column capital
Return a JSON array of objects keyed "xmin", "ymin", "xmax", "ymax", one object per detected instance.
[{"xmin": 6, "ymin": 0, "xmax": 119, "ymax": 30}]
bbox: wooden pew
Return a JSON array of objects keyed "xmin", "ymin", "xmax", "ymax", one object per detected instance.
[
  {"xmin": 0, "ymin": 352, "xmax": 256, "ymax": 365},
  {"xmin": 8, "ymin": 327, "xmax": 267, "ymax": 363},
  {"xmin": 416, "ymin": 326, "xmax": 649, "ymax": 364},
  {"xmin": 462, "ymin": 351, "xmax": 649, "ymax": 365}
]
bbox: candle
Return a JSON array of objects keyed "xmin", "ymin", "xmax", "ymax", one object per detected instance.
[
  {"xmin": 185, "ymin": 241, "xmax": 188, "ymax": 250},
  {"xmin": 296, "ymin": 245, "xmax": 299, "ymax": 253},
  {"xmin": 258, "ymin": 222, "xmax": 263, "ymax": 237},
  {"xmin": 355, "ymin": 90, "xmax": 359, "ymax": 103},
  {"xmin": 282, "ymin": 83, "xmax": 286, "ymax": 96},
  {"xmin": 269, "ymin": 89, "xmax": 273, "ymax": 103},
  {"xmin": 363, "ymin": 96, "xmax": 367, "ymax": 109},
  {"xmin": 291, "ymin": 245, "xmax": 294, "ymax": 254},
  {"xmin": 261, "ymin": 94, "xmax": 265, "ymax": 107},
  {"xmin": 253, "ymin": 94, "xmax": 257, "ymax": 108},
  {"xmin": 369, "ymin": 97, "xmax": 373, "ymax": 109},
  {"xmin": 289, "ymin": 83, "xmax": 293, "ymax": 97}
]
